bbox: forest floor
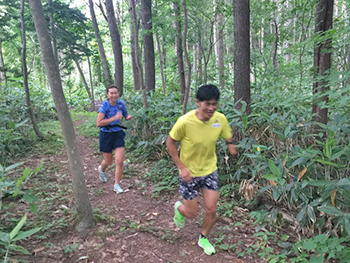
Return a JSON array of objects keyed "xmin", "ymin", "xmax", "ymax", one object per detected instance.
[{"xmin": 7, "ymin": 117, "xmax": 281, "ymax": 263}]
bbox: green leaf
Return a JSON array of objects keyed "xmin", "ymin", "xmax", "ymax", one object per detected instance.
[
  {"xmin": 290, "ymin": 157, "xmax": 306, "ymax": 168},
  {"xmin": 262, "ymin": 174, "xmax": 278, "ymax": 181},
  {"xmin": 302, "ymin": 239, "xmax": 317, "ymax": 250},
  {"xmin": 284, "ymin": 125, "xmax": 291, "ymax": 137},
  {"xmin": 297, "ymin": 206, "xmax": 307, "ymax": 222},
  {"xmin": 310, "ymin": 256, "xmax": 324, "ymax": 263},
  {"xmin": 9, "ymin": 215, "xmax": 27, "ymax": 240},
  {"xmin": 12, "ymin": 227, "xmax": 41, "ymax": 242},
  {"xmin": 336, "ymin": 178, "xmax": 350, "ymax": 187},
  {"xmin": 316, "ymin": 159, "xmax": 346, "ymax": 168},
  {"xmin": 318, "ymin": 206, "xmax": 344, "ymax": 216},
  {"xmin": 4, "ymin": 162, "xmax": 25, "ymax": 173},
  {"xmin": 306, "ymin": 180, "xmax": 335, "ymax": 187},
  {"xmin": 307, "ymin": 205, "xmax": 316, "ymax": 223},
  {"xmin": 342, "ymin": 215, "xmax": 350, "ymax": 236},
  {"xmin": 268, "ymin": 160, "xmax": 281, "ymax": 177},
  {"xmin": 313, "ymin": 234, "xmax": 328, "ymax": 244},
  {"xmin": 8, "ymin": 243, "xmax": 31, "ymax": 255},
  {"xmin": 30, "ymin": 203, "xmax": 38, "ymax": 214},
  {"xmin": 0, "ymin": 231, "xmax": 10, "ymax": 243}
]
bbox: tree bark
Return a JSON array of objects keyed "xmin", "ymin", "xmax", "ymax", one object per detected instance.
[
  {"xmin": 154, "ymin": 0, "xmax": 167, "ymax": 94},
  {"xmin": 141, "ymin": 0, "xmax": 156, "ymax": 93},
  {"xmin": 234, "ymin": 0, "xmax": 251, "ymax": 114},
  {"xmin": 73, "ymin": 58, "xmax": 92, "ymax": 101},
  {"xmin": 312, "ymin": 0, "xmax": 333, "ymax": 128},
  {"xmin": 0, "ymin": 39, "xmax": 7, "ymax": 86},
  {"xmin": 88, "ymin": 0, "xmax": 111, "ymax": 86},
  {"xmin": 47, "ymin": 0, "xmax": 58, "ymax": 64},
  {"xmin": 21, "ymin": 0, "xmax": 44, "ymax": 139},
  {"xmin": 28, "ymin": 0, "xmax": 94, "ymax": 231},
  {"xmin": 182, "ymin": 0, "xmax": 191, "ymax": 114},
  {"xmin": 173, "ymin": 1, "xmax": 186, "ymax": 102},
  {"xmin": 130, "ymin": 0, "xmax": 148, "ymax": 108},
  {"xmin": 105, "ymin": 0, "xmax": 124, "ymax": 95},
  {"xmin": 128, "ymin": 0, "xmax": 141, "ymax": 91},
  {"xmin": 216, "ymin": 12, "xmax": 225, "ymax": 89},
  {"xmin": 85, "ymin": 37, "xmax": 95, "ymax": 111}
]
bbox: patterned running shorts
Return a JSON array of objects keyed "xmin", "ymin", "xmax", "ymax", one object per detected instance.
[{"xmin": 179, "ymin": 170, "xmax": 219, "ymax": 200}]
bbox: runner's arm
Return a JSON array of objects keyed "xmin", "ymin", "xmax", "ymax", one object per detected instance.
[
  {"xmin": 96, "ymin": 112, "xmax": 122, "ymax": 127},
  {"xmin": 166, "ymin": 136, "xmax": 192, "ymax": 182}
]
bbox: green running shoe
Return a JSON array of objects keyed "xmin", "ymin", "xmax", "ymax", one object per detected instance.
[
  {"xmin": 198, "ymin": 236, "xmax": 216, "ymax": 255},
  {"xmin": 174, "ymin": 201, "xmax": 185, "ymax": 228}
]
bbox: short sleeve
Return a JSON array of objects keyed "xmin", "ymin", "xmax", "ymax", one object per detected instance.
[
  {"xmin": 169, "ymin": 117, "xmax": 185, "ymax": 141},
  {"xmin": 98, "ymin": 101, "xmax": 108, "ymax": 115},
  {"xmin": 220, "ymin": 116, "xmax": 232, "ymax": 140},
  {"xmin": 119, "ymin": 100, "xmax": 128, "ymax": 118}
]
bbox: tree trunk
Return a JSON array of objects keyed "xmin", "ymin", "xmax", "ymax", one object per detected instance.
[
  {"xmin": 182, "ymin": 0, "xmax": 191, "ymax": 115},
  {"xmin": 128, "ymin": 0, "xmax": 141, "ymax": 91},
  {"xmin": 141, "ymin": 0, "xmax": 156, "ymax": 93},
  {"xmin": 271, "ymin": 19, "xmax": 279, "ymax": 71},
  {"xmin": 105, "ymin": 0, "xmax": 124, "ymax": 95},
  {"xmin": 312, "ymin": 0, "xmax": 334, "ymax": 128},
  {"xmin": 73, "ymin": 58, "xmax": 92, "ymax": 101},
  {"xmin": 47, "ymin": 0, "xmax": 58, "ymax": 64},
  {"xmin": 28, "ymin": 0, "xmax": 94, "ymax": 231},
  {"xmin": 197, "ymin": 43, "xmax": 202, "ymax": 84},
  {"xmin": 21, "ymin": 0, "xmax": 44, "ymax": 139},
  {"xmin": 156, "ymin": 32, "xmax": 167, "ymax": 94},
  {"xmin": 85, "ymin": 37, "xmax": 95, "ymax": 111},
  {"xmin": 216, "ymin": 12, "xmax": 225, "ymax": 89},
  {"xmin": 0, "ymin": 39, "xmax": 8, "ymax": 86},
  {"xmin": 173, "ymin": 1, "xmax": 186, "ymax": 102},
  {"xmin": 130, "ymin": 0, "xmax": 148, "ymax": 108},
  {"xmin": 234, "ymin": 0, "xmax": 251, "ymax": 114},
  {"xmin": 154, "ymin": 0, "xmax": 167, "ymax": 94},
  {"xmin": 88, "ymin": 0, "xmax": 111, "ymax": 87}
]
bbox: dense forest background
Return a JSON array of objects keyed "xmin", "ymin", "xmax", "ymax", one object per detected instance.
[{"xmin": 1, "ymin": 0, "xmax": 350, "ymax": 262}]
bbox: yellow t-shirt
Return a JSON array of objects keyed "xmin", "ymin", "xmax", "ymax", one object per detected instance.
[{"xmin": 169, "ymin": 110, "xmax": 232, "ymax": 177}]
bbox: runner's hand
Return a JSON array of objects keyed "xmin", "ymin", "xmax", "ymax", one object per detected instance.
[
  {"xmin": 180, "ymin": 167, "xmax": 192, "ymax": 182},
  {"xmin": 113, "ymin": 111, "xmax": 123, "ymax": 121}
]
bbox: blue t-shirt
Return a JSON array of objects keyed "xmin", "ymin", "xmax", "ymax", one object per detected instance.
[{"xmin": 98, "ymin": 99, "xmax": 129, "ymax": 132}]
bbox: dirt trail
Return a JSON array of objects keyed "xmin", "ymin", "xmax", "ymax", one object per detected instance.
[{"xmin": 23, "ymin": 120, "xmax": 265, "ymax": 263}]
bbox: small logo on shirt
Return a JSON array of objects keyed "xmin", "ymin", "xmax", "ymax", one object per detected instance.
[{"xmin": 212, "ymin": 120, "xmax": 221, "ymax": 128}]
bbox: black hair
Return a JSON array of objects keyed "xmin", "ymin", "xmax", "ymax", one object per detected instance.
[
  {"xmin": 106, "ymin": 85, "xmax": 120, "ymax": 93},
  {"xmin": 195, "ymin": 84, "xmax": 220, "ymax": 101}
]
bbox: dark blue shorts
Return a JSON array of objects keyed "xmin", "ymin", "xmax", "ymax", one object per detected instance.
[
  {"xmin": 179, "ymin": 170, "xmax": 219, "ymax": 200},
  {"xmin": 99, "ymin": 130, "xmax": 125, "ymax": 153}
]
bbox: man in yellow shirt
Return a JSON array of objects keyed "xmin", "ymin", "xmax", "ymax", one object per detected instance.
[{"xmin": 166, "ymin": 84, "xmax": 237, "ymax": 255}]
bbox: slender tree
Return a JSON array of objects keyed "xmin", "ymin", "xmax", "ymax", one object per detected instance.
[
  {"xmin": 312, "ymin": 0, "xmax": 334, "ymax": 127},
  {"xmin": 216, "ymin": 1, "xmax": 224, "ymax": 89},
  {"xmin": 105, "ymin": 0, "xmax": 124, "ymax": 94},
  {"xmin": 128, "ymin": 0, "xmax": 141, "ymax": 91},
  {"xmin": 21, "ymin": 0, "xmax": 44, "ymax": 139},
  {"xmin": 234, "ymin": 0, "xmax": 251, "ymax": 114},
  {"xmin": 182, "ymin": 0, "xmax": 191, "ymax": 114},
  {"xmin": 88, "ymin": 0, "xmax": 111, "ymax": 86},
  {"xmin": 0, "ymin": 39, "xmax": 7, "ymax": 86},
  {"xmin": 47, "ymin": 0, "xmax": 58, "ymax": 63},
  {"xmin": 141, "ymin": 0, "xmax": 156, "ymax": 92},
  {"xmin": 173, "ymin": 1, "xmax": 186, "ymax": 102},
  {"xmin": 130, "ymin": 0, "xmax": 148, "ymax": 108},
  {"xmin": 28, "ymin": 0, "xmax": 94, "ymax": 231}
]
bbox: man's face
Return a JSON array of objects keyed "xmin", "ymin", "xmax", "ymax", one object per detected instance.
[{"xmin": 196, "ymin": 99, "xmax": 218, "ymax": 120}]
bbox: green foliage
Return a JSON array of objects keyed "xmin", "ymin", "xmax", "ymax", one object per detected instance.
[
  {"xmin": 0, "ymin": 162, "xmax": 42, "ymax": 262},
  {"xmin": 0, "ymin": 214, "xmax": 41, "ymax": 263}
]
